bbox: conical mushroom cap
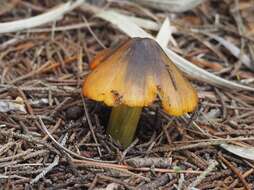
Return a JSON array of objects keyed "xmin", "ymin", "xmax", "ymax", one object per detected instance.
[{"xmin": 83, "ymin": 38, "xmax": 198, "ymax": 116}]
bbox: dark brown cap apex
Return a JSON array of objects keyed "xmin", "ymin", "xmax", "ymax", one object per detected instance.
[{"xmin": 83, "ymin": 37, "xmax": 198, "ymax": 116}]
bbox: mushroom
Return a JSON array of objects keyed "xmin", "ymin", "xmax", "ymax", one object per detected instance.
[{"xmin": 83, "ymin": 37, "xmax": 198, "ymax": 147}]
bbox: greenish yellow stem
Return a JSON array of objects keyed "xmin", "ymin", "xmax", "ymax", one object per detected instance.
[{"xmin": 107, "ymin": 105, "xmax": 142, "ymax": 148}]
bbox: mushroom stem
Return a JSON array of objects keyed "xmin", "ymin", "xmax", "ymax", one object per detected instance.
[{"xmin": 107, "ymin": 105, "xmax": 142, "ymax": 148}]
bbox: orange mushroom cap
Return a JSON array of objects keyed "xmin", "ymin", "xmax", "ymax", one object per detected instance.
[{"xmin": 83, "ymin": 37, "xmax": 198, "ymax": 116}]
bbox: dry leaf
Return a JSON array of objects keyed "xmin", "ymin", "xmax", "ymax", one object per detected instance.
[
  {"xmin": 220, "ymin": 143, "xmax": 254, "ymax": 161},
  {"xmin": 0, "ymin": 97, "xmax": 26, "ymax": 113}
]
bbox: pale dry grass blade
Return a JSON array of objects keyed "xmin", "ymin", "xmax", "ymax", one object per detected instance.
[
  {"xmin": 129, "ymin": 0, "xmax": 205, "ymax": 12},
  {"xmin": 0, "ymin": 0, "xmax": 85, "ymax": 34},
  {"xmin": 156, "ymin": 17, "xmax": 173, "ymax": 47},
  {"xmin": 129, "ymin": 16, "xmax": 159, "ymax": 31},
  {"xmin": 97, "ymin": 10, "xmax": 152, "ymax": 39}
]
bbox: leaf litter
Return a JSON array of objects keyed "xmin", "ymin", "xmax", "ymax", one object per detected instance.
[{"xmin": 0, "ymin": 0, "xmax": 254, "ymax": 189}]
